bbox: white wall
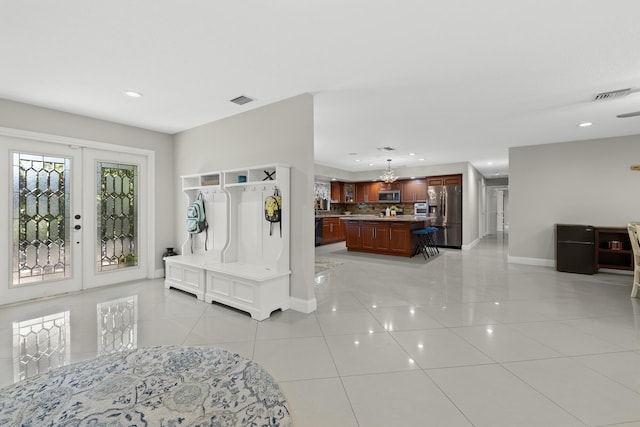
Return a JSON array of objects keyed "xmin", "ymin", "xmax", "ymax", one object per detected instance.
[
  {"xmin": 463, "ymin": 163, "xmax": 484, "ymax": 248},
  {"xmin": 0, "ymin": 98, "xmax": 175, "ymax": 275},
  {"xmin": 509, "ymin": 134, "xmax": 640, "ymax": 265},
  {"xmin": 173, "ymin": 94, "xmax": 316, "ymax": 307}
]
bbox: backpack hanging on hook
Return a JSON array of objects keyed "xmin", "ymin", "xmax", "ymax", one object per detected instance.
[
  {"xmin": 186, "ymin": 192, "xmax": 208, "ymax": 253},
  {"xmin": 264, "ymin": 187, "xmax": 282, "ymax": 237}
]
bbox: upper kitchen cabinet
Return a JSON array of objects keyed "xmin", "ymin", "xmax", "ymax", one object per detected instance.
[
  {"xmin": 330, "ymin": 181, "xmax": 342, "ymax": 203},
  {"xmin": 427, "ymin": 174, "xmax": 462, "ymax": 186},
  {"xmin": 401, "ymin": 179, "xmax": 427, "ymax": 202},
  {"xmin": 343, "ymin": 183, "xmax": 355, "ymax": 203},
  {"xmin": 356, "ymin": 182, "xmax": 382, "ymax": 203}
]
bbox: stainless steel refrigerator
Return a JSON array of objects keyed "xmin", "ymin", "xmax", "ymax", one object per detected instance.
[{"xmin": 426, "ymin": 184, "xmax": 462, "ymax": 248}]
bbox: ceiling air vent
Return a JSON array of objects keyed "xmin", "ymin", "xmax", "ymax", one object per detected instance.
[
  {"xmin": 230, "ymin": 95, "xmax": 254, "ymax": 105},
  {"xmin": 593, "ymin": 88, "xmax": 631, "ymax": 101},
  {"xmin": 377, "ymin": 146, "xmax": 396, "ymax": 152}
]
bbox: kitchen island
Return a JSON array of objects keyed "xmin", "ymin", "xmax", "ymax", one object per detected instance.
[{"xmin": 341, "ymin": 215, "xmax": 427, "ymax": 257}]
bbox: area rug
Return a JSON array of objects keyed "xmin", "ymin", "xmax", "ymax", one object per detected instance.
[
  {"xmin": 0, "ymin": 345, "xmax": 291, "ymax": 426},
  {"xmin": 315, "ymin": 256, "xmax": 344, "ymax": 273}
]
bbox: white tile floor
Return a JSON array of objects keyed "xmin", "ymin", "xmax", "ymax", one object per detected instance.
[{"xmin": 2, "ymin": 233, "xmax": 640, "ymax": 426}]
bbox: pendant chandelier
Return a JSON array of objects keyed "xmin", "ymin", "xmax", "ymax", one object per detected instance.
[{"xmin": 380, "ymin": 159, "xmax": 398, "ymax": 184}]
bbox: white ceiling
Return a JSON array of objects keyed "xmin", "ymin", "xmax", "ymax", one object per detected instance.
[{"xmin": 2, "ymin": 1, "xmax": 640, "ymax": 178}]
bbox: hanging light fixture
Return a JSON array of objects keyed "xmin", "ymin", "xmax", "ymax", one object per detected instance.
[{"xmin": 380, "ymin": 159, "xmax": 398, "ymax": 184}]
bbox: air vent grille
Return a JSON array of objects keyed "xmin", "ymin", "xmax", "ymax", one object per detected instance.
[
  {"xmin": 377, "ymin": 146, "xmax": 396, "ymax": 152},
  {"xmin": 593, "ymin": 88, "xmax": 631, "ymax": 101},
  {"xmin": 230, "ymin": 95, "xmax": 254, "ymax": 105}
]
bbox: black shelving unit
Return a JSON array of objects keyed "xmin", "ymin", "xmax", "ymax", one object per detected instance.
[{"xmin": 595, "ymin": 227, "xmax": 633, "ymax": 271}]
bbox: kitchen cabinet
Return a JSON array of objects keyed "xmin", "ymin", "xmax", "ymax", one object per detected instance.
[
  {"xmin": 595, "ymin": 227, "xmax": 633, "ymax": 271},
  {"xmin": 427, "ymin": 174, "xmax": 462, "ymax": 186},
  {"xmin": 321, "ymin": 216, "xmax": 345, "ymax": 245},
  {"xmin": 401, "ymin": 179, "xmax": 427, "ymax": 202},
  {"xmin": 361, "ymin": 221, "xmax": 390, "ymax": 251},
  {"xmin": 356, "ymin": 182, "xmax": 382, "ymax": 203},
  {"xmin": 343, "ymin": 219, "xmax": 424, "ymax": 257},
  {"xmin": 389, "ymin": 223, "xmax": 413, "ymax": 254},
  {"xmin": 343, "ymin": 183, "xmax": 355, "ymax": 203},
  {"xmin": 345, "ymin": 221, "xmax": 362, "ymax": 248},
  {"xmin": 330, "ymin": 181, "xmax": 342, "ymax": 203}
]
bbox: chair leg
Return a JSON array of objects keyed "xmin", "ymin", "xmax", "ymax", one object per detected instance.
[{"xmin": 632, "ymin": 269, "xmax": 640, "ymax": 298}]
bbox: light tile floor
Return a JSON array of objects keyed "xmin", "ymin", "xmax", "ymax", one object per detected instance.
[{"xmin": 1, "ymin": 233, "xmax": 640, "ymax": 426}]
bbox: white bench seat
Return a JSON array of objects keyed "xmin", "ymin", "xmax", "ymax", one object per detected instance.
[{"xmin": 164, "ymin": 256, "xmax": 290, "ymax": 320}]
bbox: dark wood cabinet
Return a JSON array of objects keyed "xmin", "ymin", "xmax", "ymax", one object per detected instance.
[
  {"xmin": 389, "ymin": 223, "xmax": 413, "ymax": 254},
  {"xmin": 328, "ymin": 177, "xmax": 459, "ymax": 204},
  {"xmin": 356, "ymin": 182, "xmax": 382, "ymax": 203},
  {"xmin": 361, "ymin": 221, "xmax": 390, "ymax": 251},
  {"xmin": 344, "ymin": 220, "xmax": 424, "ymax": 257},
  {"xmin": 345, "ymin": 221, "xmax": 361, "ymax": 248},
  {"xmin": 321, "ymin": 217, "xmax": 345, "ymax": 245},
  {"xmin": 427, "ymin": 174, "xmax": 462, "ymax": 186},
  {"xmin": 401, "ymin": 179, "xmax": 427, "ymax": 202},
  {"xmin": 343, "ymin": 183, "xmax": 355, "ymax": 203},
  {"xmin": 595, "ymin": 227, "xmax": 633, "ymax": 271},
  {"xmin": 330, "ymin": 181, "xmax": 342, "ymax": 203}
]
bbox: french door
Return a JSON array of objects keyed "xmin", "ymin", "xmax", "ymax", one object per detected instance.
[{"xmin": 1, "ymin": 135, "xmax": 149, "ymax": 305}]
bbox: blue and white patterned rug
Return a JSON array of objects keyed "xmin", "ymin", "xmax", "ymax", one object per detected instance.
[{"xmin": 0, "ymin": 345, "xmax": 291, "ymax": 426}]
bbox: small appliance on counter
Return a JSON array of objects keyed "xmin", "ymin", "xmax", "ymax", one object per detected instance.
[{"xmin": 414, "ymin": 202, "xmax": 427, "ymax": 217}]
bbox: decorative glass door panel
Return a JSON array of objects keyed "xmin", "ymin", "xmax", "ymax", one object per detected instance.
[
  {"xmin": 97, "ymin": 162, "xmax": 138, "ymax": 272},
  {"xmin": 83, "ymin": 148, "xmax": 147, "ymax": 288},
  {"xmin": 12, "ymin": 153, "xmax": 71, "ymax": 285},
  {"xmin": 1, "ymin": 136, "xmax": 149, "ymax": 304}
]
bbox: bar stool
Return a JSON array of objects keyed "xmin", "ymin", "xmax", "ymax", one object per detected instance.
[
  {"xmin": 426, "ymin": 226, "xmax": 439, "ymax": 256},
  {"xmin": 412, "ymin": 227, "xmax": 439, "ymax": 260}
]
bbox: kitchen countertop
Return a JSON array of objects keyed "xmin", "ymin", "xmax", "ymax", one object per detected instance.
[{"xmin": 335, "ymin": 215, "xmax": 428, "ymax": 222}]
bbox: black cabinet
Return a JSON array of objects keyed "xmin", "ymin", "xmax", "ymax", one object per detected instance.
[{"xmin": 556, "ymin": 224, "xmax": 596, "ymax": 274}]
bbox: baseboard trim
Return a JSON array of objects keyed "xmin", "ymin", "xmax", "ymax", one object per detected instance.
[
  {"xmin": 507, "ymin": 255, "xmax": 554, "ymax": 267},
  {"xmin": 153, "ymin": 268, "xmax": 165, "ymax": 279},
  {"xmin": 462, "ymin": 238, "xmax": 480, "ymax": 251},
  {"xmin": 289, "ymin": 296, "xmax": 317, "ymax": 314}
]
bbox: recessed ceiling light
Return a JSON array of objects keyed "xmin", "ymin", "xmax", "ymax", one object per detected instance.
[
  {"xmin": 409, "ymin": 152, "xmax": 416, "ymax": 156},
  {"xmin": 369, "ymin": 163, "xmax": 374, "ymax": 166},
  {"xmin": 123, "ymin": 90, "xmax": 143, "ymax": 98},
  {"xmin": 488, "ymin": 161, "xmax": 493, "ymax": 165},
  {"xmin": 410, "ymin": 176, "xmax": 416, "ymax": 179},
  {"xmin": 419, "ymin": 158, "xmax": 425, "ymax": 161},
  {"xmin": 331, "ymin": 178, "xmax": 336, "ymax": 181},
  {"xmin": 578, "ymin": 122, "xmax": 592, "ymax": 127},
  {"xmin": 355, "ymin": 159, "xmax": 361, "ymax": 162}
]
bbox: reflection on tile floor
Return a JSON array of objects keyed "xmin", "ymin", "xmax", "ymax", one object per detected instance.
[{"xmin": 1, "ymin": 233, "xmax": 640, "ymax": 426}]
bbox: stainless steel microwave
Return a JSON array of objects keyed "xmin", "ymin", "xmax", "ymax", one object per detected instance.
[{"xmin": 378, "ymin": 190, "xmax": 400, "ymax": 202}]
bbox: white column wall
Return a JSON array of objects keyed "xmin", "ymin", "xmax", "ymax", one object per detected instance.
[{"xmin": 173, "ymin": 94, "xmax": 316, "ymax": 308}]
